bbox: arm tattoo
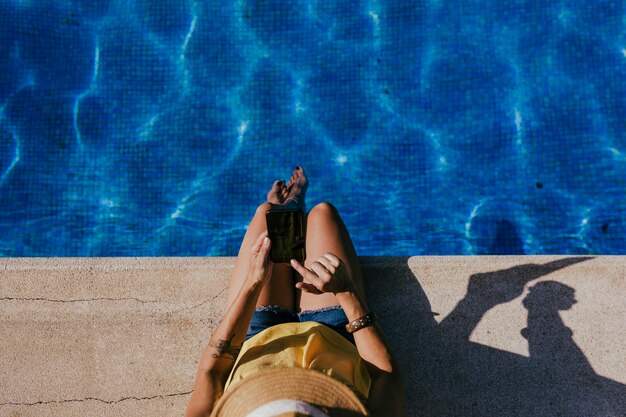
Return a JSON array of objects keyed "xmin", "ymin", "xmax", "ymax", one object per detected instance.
[{"xmin": 208, "ymin": 333, "xmax": 242, "ymax": 360}]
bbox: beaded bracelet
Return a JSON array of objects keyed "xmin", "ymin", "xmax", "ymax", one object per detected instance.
[{"xmin": 345, "ymin": 312, "xmax": 377, "ymax": 334}]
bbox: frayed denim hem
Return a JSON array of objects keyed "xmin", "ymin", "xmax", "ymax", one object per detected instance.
[
  {"xmin": 254, "ymin": 304, "xmax": 344, "ymax": 315},
  {"xmin": 217, "ymin": 305, "xmax": 345, "ymax": 325},
  {"xmin": 245, "ymin": 304, "xmax": 353, "ymax": 344},
  {"xmin": 255, "ymin": 305, "xmax": 295, "ymax": 314},
  {"xmin": 298, "ymin": 305, "xmax": 343, "ymax": 315}
]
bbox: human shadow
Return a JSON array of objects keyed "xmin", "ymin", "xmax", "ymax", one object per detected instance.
[{"xmin": 361, "ymin": 256, "xmax": 626, "ymax": 417}]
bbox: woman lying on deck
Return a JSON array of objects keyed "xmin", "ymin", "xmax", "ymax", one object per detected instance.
[{"xmin": 184, "ymin": 167, "xmax": 404, "ymax": 417}]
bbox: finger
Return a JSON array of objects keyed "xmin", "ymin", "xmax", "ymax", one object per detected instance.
[
  {"xmin": 257, "ymin": 236, "xmax": 271, "ymax": 267},
  {"xmin": 290, "ymin": 259, "xmax": 320, "ymax": 284},
  {"xmin": 317, "ymin": 257, "xmax": 336, "ymax": 275},
  {"xmin": 250, "ymin": 231, "xmax": 269, "ymax": 256},
  {"xmin": 290, "ymin": 258, "xmax": 307, "ymax": 274},
  {"xmin": 295, "ymin": 281, "xmax": 322, "ymax": 294},
  {"xmin": 310, "ymin": 261, "xmax": 332, "ymax": 280},
  {"xmin": 322, "ymin": 253, "xmax": 341, "ymax": 268},
  {"xmin": 252, "ymin": 231, "xmax": 271, "ymax": 266}
]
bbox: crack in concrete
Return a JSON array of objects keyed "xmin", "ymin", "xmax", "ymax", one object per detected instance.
[
  {"xmin": 0, "ymin": 290, "xmax": 228, "ymax": 311},
  {"xmin": 176, "ymin": 298, "xmax": 211, "ymax": 312},
  {"xmin": 0, "ymin": 390, "xmax": 193, "ymax": 407},
  {"xmin": 175, "ymin": 287, "xmax": 228, "ymax": 312},
  {"xmin": 0, "ymin": 296, "xmax": 181, "ymax": 305}
]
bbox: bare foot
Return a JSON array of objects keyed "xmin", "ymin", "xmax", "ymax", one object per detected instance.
[
  {"xmin": 284, "ymin": 166, "xmax": 308, "ymax": 212},
  {"xmin": 266, "ymin": 180, "xmax": 287, "ymax": 204},
  {"xmin": 281, "ymin": 181, "xmax": 289, "ymax": 201}
]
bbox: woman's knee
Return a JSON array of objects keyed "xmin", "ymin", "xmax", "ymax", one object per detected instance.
[
  {"xmin": 255, "ymin": 202, "xmax": 273, "ymax": 216},
  {"xmin": 308, "ymin": 202, "xmax": 338, "ymax": 219}
]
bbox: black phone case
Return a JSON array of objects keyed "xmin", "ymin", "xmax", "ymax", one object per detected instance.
[{"xmin": 265, "ymin": 208, "xmax": 306, "ymax": 263}]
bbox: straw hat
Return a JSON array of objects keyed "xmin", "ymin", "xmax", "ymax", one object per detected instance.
[{"xmin": 210, "ymin": 367, "xmax": 369, "ymax": 417}]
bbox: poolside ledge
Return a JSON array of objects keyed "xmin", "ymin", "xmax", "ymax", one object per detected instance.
[{"xmin": 1, "ymin": 256, "xmax": 624, "ymax": 416}]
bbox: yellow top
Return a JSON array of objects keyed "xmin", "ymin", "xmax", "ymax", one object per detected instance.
[{"xmin": 224, "ymin": 321, "xmax": 371, "ymax": 399}]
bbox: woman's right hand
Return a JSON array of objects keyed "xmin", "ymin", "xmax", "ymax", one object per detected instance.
[{"xmin": 290, "ymin": 253, "xmax": 354, "ymax": 295}]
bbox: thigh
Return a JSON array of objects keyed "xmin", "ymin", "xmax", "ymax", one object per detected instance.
[
  {"xmin": 227, "ymin": 203, "xmax": 296, "ymax": 312},
  {"xmin": 297, "ymin": 202, "xmax": 369, "ymax": 312}
]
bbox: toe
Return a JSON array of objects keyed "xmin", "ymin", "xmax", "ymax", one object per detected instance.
[
  {"xmin": 268, "ymin": 180, "xmax": 281, "ymax": 195},
  {"xmin": 267, "ymin": 180, "xmax": 285, "ymax": 203}
]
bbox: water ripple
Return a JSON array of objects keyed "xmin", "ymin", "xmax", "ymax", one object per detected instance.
[{"xmin": 0, "ymin": 0, "xmax": 624, "ymax": 255}]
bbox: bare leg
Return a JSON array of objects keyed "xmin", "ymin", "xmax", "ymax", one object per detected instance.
[
  {"xmin": 225, "ymin": 201, "xmax": 295, "ymax": 311},
  {"xmin": 225, "ymin": 167, "xmax": 309, "ymax": 312},
  {"xmin": 297, "ymin": 202, "xmax": 369, "ymax": 312}
]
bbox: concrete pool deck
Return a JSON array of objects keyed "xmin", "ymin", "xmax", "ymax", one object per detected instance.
[{"xmin": 1, "ymin": 256, "xmax": 624, "ymax": 416}]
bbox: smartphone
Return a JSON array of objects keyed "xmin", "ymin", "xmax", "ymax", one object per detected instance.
[{"xmin": 265, "ymin": 208, "xmax": 306, "ymax": 263}]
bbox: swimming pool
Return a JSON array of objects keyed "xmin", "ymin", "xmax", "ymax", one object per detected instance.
[{"xmin": 0, "ymin": 0, "xmax": 625, "ymax": 256}]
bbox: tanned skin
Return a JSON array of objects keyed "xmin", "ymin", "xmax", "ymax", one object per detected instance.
[{"xmin": 185, "ymin": 168, "xmax": 404, "ymax": 417}]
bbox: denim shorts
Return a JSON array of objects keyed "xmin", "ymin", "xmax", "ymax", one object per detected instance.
[{"xmin": 245, "ymin": 305, "xmax": 355, "ymax": 345}]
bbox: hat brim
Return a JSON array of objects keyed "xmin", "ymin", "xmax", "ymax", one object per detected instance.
[{"xmin": 211, "ymin": 367, "xmax": 369, "ymax": 417}]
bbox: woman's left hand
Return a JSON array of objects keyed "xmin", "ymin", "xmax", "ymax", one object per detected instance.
[
  {"xmin": 247, "ymin": 231, "xmax": 273, "ymax": 286},
  {"xmin": 291, "ymin": 253, "xmax": 354, "ymax": 295}
]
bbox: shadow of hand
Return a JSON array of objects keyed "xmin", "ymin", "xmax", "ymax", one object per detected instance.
[
  {"xmin": 465, "ymin": 257, "xmax": 594, "ymax": 308},
  {"xmin": 440, "ymin": 257, "xmax": 594, "ymax": 341}
]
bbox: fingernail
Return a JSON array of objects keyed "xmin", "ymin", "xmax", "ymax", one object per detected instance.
[{"xmin": 263, "ymin": 237, "xmax": 270, "ymax": 247}]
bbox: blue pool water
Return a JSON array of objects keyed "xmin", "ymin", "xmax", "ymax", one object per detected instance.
[{"xmin": 0, "ymin": 0, "xmax": 625, "ymax": 256}]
